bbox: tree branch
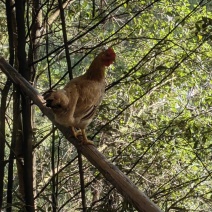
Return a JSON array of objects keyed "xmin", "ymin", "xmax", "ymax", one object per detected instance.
[
  {"xmin": 0, "ymin": 57, "xmax": 162, "ymax": 212},
  {"xmin": 47, "ymin": 0, "xmax": 75, "ymax": 26},
  {"xmin": 58, "ymin": 0, "xmax": 73, "ymax": 80}
]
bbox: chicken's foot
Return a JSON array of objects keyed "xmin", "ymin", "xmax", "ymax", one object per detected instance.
[{"xmin": 71, "ymin": 127, "xmax": 94, "ymax": 145}]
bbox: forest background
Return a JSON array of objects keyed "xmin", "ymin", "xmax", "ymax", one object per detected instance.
[{"xmin": 0, "ymin": 0, "xmax": 212, "ymax": 211}]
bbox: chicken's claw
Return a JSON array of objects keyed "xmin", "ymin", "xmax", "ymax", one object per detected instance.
[{"xmin": 71, "ymin": 127, "xmax": 94, "ymax": 145}]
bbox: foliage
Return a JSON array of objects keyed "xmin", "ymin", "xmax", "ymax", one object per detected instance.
[{"xmin": 0, "ymin": 0, "xmax": 212, "ymax": 211}]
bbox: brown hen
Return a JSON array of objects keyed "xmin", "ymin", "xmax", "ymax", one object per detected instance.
[{"xmin": 44, "ymin": 48, "xmax": 116, "ymax": 145}]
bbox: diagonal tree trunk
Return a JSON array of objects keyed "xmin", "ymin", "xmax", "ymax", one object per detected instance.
[{"xmin": 0, "ymin": 57, "xmax": 162, "ymax": 212}]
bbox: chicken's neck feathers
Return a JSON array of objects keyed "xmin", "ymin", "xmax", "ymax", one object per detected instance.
[{"xmin": 85, "ymin": 61, "xmax": 106, "ymax": 82}]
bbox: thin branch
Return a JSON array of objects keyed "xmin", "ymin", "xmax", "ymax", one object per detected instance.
[
  {"xmin": 77, "ymin": 151, "xmax": 87, "ymax": 212},
  {"xmin": 47, "ymin": 0, "xmax": 75, "ymax": 26},
  {"xmin": 58, "ymin": 0, "xmax": 73, "ymax": 79},
  {"xmin": 51, "ymin": 126, "xmax": 57, "ymax": 212}
]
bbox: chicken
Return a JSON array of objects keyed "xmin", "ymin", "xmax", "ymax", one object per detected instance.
[{"xmin": 44, "ymin": 48, "xmax": 116, "ymax": 145}]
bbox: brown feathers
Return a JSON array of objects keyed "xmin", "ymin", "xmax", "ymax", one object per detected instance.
[{"xmin": 44, "ymin": 48, "xmax": 116, "ymax": 144}]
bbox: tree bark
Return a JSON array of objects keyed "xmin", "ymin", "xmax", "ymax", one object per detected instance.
[
  {"xmin": 0, "ymin": 57, "xmax": 162, "ymax": 212},
  {"xmin": 58, "ymin": 0, "xmax": 73, "ymax": 80},
  {"xmin": 15, "ymin": 0, "xmax": 34, "ymax": 210},
  {"xmin": 0, "ymin": 80, "xmax": 11, "ymax": 210},
  {"xmin": 5, "ymin": 0, "xmax": 15, "ymax": 210}
]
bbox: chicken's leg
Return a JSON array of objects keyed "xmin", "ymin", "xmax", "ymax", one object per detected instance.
[
  {"xmin": 81, "ymin": 129, "xmax": 94, "ymax": 145},
  {"xmin": 71, "ymin": 127, "xmax": 94, "ymax": 145}
]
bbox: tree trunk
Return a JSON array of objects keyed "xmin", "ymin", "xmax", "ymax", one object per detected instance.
[
  {"xmin": 5, "ymin": 0, "xmax": 16, "ymax": 210},
  {"xmin": 0, "ymin": 80, "xmax": 11, "ymax": 210},
  {"xmin": 0, "ymin": 57, "xmax": 162, "ymax": 212},
  {"xmin": 15, "ymin": 0, "xmax": 35, "ymax": 210}
]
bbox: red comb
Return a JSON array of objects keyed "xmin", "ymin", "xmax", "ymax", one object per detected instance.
[{"xmin": 106, "ymin": 47, "xmax": 116, "ymax": 57}]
